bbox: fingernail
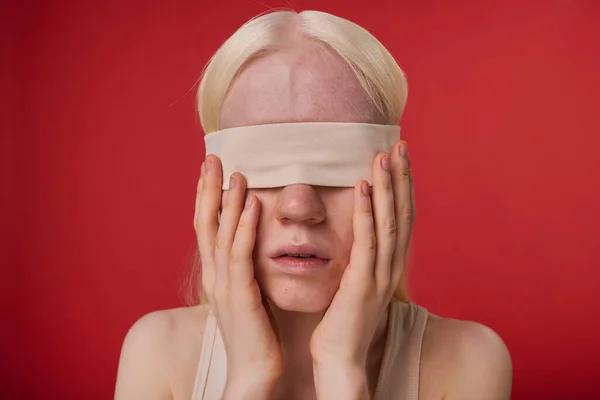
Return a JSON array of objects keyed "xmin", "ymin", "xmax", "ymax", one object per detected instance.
[
  {"xmin": 245, "ymin": 195, "xmax": 253, "ymax": 209},
  {"xmin": 398, "ymin": 142, "xmax": 407, "ymax": 156},
  {"xmin": 229, "ymin": 174, "xmax": 236, "ymax": 189},
  {"xmin": 361, "ymin": 181, "xmax": 370, "ymax": 196},
  {"xmin": 381, "ymin": 153, "xmax": 390, "ymax": 171},
  {"xmin": 201, "ymin": 162, "xmax": 205, "ymax": 176},
  {"xmin": 205, "ymin": 157, "xmax": 212, "ymax": 173}
]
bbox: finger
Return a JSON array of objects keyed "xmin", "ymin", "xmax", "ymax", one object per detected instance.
[
  {"xmin": 408, "ymin": 154, "xmax": 416, "ymax": 231},
  {"xmin": 389, "ymin": 141, "xmax": 414, "ymax": 286},
  {"xmin": 229, "ymin": 192, "xmax": 260, "ymax": 288},
  {"xmin": 197, "ymin": 155, "xmax": 222, "ymax": 295},
  {"xmin": 193, "ymin": 161, "xmax": 205, "ymax": 229},
  {"xmin": 346, "ymin": 180, "xmax": 377, "ymax": 289},
  {"xmin": 214, "ymin": 170, "xmax": 247, "ymax": 286},
  {"xmin": 371, "ymin": 152, "xmax": 397, "ymax": 289}
]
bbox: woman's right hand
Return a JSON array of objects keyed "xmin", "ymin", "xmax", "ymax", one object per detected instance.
[{"xmin": 194, "ymin": 155, "xmax": 283, "ymax": 398}]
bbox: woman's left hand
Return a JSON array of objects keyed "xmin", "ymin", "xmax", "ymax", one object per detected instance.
[{"xmin": 310, "ymin": 140, "xmax": 414, "ymax": 399}]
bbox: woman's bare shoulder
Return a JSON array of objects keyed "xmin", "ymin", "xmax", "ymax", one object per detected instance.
[
  {"xmin": 127, "ymin": 304, "xmax": 210, "ymax": 343},
  {"xmin": 419, "ymin": 311, "xmax": 512, "ymax": 400},
  {"xmin": 121, "ymin": 304, "xmax": 210, "ymax": 359},
  {"xmin": 115, "ymin": 304, "xmax": 211, "ymax": 399}
]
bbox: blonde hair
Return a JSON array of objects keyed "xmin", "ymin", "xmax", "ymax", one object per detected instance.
[{"xmin": 192, "ymin": 9, "xmax": 410, "ymax": 303}]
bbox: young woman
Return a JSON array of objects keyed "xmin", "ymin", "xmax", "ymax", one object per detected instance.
[{"xmin": 115, "ymin": 10, "xmax": 512, "ymax": 400}]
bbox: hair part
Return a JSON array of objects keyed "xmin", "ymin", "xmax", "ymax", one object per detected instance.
[{"xmin": 191, "ymin": 9, "xmax": 410, "ymax": 303}]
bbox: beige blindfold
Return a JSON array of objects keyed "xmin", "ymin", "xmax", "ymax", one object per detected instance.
[{"xmin": 204, "ymin": 122, "xmax": 400, "ymax": 190}]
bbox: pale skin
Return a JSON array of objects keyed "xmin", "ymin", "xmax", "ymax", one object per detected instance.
[{"xmin": 115, "ymin": 37, "xmax": 512, "ymax": 400}]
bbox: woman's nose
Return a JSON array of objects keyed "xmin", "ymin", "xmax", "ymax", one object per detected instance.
[{"xmin": 275, "ymin": 184, "xmax": 326, "ymax": 225}]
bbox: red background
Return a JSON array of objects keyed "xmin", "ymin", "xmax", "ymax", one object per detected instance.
[{"xmin": 3, "ymin": 0, "xmax": 600, "ymax": 399}]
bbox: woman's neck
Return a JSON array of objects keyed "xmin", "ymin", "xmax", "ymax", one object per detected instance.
[{"xmin": 268, "ymin": 302, "xmax": 391, "ymax": 399}]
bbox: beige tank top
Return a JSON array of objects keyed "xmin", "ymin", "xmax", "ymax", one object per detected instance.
[{"xmin": 191, "ymin": 300, "xmax": 428, "ymax": 400}]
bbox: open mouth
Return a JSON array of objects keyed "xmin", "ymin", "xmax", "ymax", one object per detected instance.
[{"xmin": 271, "ymin": 244, "xmax": 330, "ymax": 273}]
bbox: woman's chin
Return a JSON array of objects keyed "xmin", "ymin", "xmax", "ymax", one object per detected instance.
[{"xmin": 260, "ymin": 278, "xmax": 339, "ymax": 313}]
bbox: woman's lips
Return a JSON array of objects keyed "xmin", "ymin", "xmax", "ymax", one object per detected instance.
[{"xmin": 271, "ymin": 255, "xmax": 331, "ymax": 274}]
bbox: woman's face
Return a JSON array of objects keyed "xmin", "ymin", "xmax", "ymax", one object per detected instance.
[{"xmin": 220, "ymin": 43, "xmax": 377, "ymax": 312}]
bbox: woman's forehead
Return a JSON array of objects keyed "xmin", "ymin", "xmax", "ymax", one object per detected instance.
[{"xmin": 219, "ymin": 47, "xmax": 373, "ymax": 129}]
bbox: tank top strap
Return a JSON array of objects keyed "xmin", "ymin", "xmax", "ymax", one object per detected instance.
[
  {"xmin": 374, "ymin": 301, "xmax": 429, "ymax": 400},
  {"xmin": 191, "ymin": 309, "xmax": 227, "ymax": 400}
]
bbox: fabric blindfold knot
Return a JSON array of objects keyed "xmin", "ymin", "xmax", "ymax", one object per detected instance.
[{"xmin": 204, "ymin": 122, "xmax": 401, "ymax": 190}]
